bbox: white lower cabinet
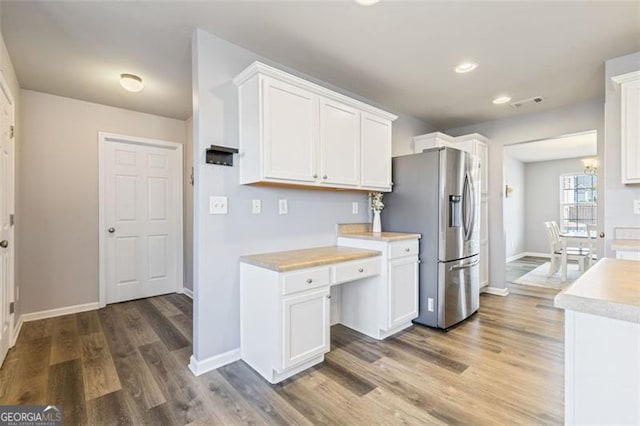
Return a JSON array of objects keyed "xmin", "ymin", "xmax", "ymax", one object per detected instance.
[
  {"xmin": 388, "ymin": 257, "xmax": 419, "ymax": 329},
  {"xmin": 282, "ymin": 287, "xmax": 330, "ymax": 370}
]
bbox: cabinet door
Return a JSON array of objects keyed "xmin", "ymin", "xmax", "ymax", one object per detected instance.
[
  {"xmin": 621, "ymin": 79, "xmax": 640, "ymax": 184},
  {"xmin": 320, "ymin": 98, "xmax": 360, "ymax": 186},
  {"xmin": 282, "ymin": 288, "xmax": 330, "ymax": 370},
  {"xmin": 475, "ymin": 142, "xmax": 489, "ymax": 194},
  {"xmin": 262, "ymin": 76, "xmax": 318, "ymax": 182},
  {"xmin": 361, "ymin": 113, "xmax": 392, "ymax": 191},
  {"xmin": 387, "ymin": 257, "xmax": 419, "ymax": 329},
  {"xmin": 480, "ymin": 197, "xmax": 489, "ymax": 287}
]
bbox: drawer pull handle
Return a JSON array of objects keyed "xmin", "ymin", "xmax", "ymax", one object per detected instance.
[
  {"xmin": 306, "ymin": 278, "xmax": 313, "ymax": 283},
  {"xmin": 358, "ymin": 268, "xmax": 364, "ymax": 273},
  {"xmin": 405, "ymin": 248, "xmax": 410, "ymax": 252}
]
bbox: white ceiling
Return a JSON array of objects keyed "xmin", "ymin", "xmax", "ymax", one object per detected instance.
[
  {"xmin": 1, "ymin": 1, "xmax": 639, "ymax": 128},
  {"xmin": 503, "ymin": 131, "xmax": 597, "ymax": 163}
]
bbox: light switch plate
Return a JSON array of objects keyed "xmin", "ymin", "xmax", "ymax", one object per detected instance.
[
  {"xmin": 279, "ymin": 199, "xmax": 288, "ymax": 215},
  {"xmin": 352, "ymin": 202, "xmax": 359, "ymax": 214},
  {"xmin": 634, "ymin": 200, "xmax": 640, "ymax": 215},
  {"xmin": 252, "ymin": 199, "xmax": 261, "ymax": 214},
  {"xmin": 209, "ymin": 196, "xmax": 228, "ymax": 215}
]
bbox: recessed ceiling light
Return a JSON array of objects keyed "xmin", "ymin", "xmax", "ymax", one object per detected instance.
[
  {"xmin": 454, "ymin": 62, "xmax": 478, "ymax": 74},
  {"xmin": 492, "ymin": 95, "xmax": 511, "ymax": 105},
  {"xmin": 354, "ymin": 0, "xmax": 380, "ymax": 5},
  {"xmin": 120, "ymin": 73, "xmax": 144, "ymax": 92}
]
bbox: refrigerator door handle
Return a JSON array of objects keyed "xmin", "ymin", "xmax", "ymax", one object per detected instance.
[
  {"xmin": 449, "ymin": 258, "xmax": 480, "ymax": 271},
  {"xmin": 462, "ymin": 173, "xmax": 474, "ymax": 241}
]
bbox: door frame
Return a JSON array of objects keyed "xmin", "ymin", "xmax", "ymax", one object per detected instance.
[
  {"xmin": 0, "ymin": 71, "xmax": 16, "ymax": 348},
  {"xmin": 98, "ymin": 132, "xmax": 184, "ymax": 308}
]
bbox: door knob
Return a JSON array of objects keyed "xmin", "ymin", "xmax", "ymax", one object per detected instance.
[
  {"xmin": 0, "ymin": 240, "xmax": 8, "ymax": 248},
  {"xmin": 108, "ymin": 227, "xmax": 116, "ymax": 234}
]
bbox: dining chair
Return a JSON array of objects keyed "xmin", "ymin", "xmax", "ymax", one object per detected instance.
[
  {"xmin": 586, "ymin": 224, "xmax": 598, "ymax": 268},
  {"xmin": 544, "ymin": 221, "xmax": 587, "ymax": 282}
]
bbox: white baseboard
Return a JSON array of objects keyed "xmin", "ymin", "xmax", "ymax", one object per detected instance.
[
  {"xmin": 20, "ymin": 302, "xmax": 101, "ymax": 323},
  {"xmin": 182, "ymin": 287, "xmax": 193, "ymax": 299},
  {"xmin": 506, "ymin": 252, "xmax": 528, "ymax": 263},
  {"xmin": 482, "ymin": 286, "xmax": 509, "ymax": 297},
  {"xmin": 523, "ymin": 252, "xmax": 550, "ymax": 258},
  {"xmin": 188, "ymin": 348, "xmax": 241, "ymax": 376},
  {"xmin": 11, "ymin": 316, "xmax": 23, "ymax": 347}
]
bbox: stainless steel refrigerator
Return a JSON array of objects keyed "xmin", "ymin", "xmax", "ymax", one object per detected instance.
[{"xmin": 382, "ymin": 147, "xmax": 481, "ymax": 329}]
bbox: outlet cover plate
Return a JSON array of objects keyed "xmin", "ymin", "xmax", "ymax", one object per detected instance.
[
  {"xmin": 210, "ymin": 196, "xmax": 228, "ymax": 215},
  {"xmin": 279, "ymin": 199, "xmax": 288, "ymax": 215},
  {"xmin": 252, "ymin": 199, "xmax": 261, "ymax": 214}
]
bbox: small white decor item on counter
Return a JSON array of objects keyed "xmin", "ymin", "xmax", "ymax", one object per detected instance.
[{"xmin": 370, "ymin": 192, "xmax": 384, "ymax": 233}]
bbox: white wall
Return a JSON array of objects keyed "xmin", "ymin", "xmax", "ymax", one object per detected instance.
[
  {"xmin": 0, "ymin": 30, "xmax": 20, "ymax": 319},
  {"xmin": 19, "ymin": 90, "xmax": 189, "ymax": 314},
  {"xmin": 524, "ymin": 157, "xmax": 585, "ymax": 254},
  {"xmin": 191, "ymin": 29, "xmax": 434, "ymax": 364},
  {"xmin": 184, "ymin": 116, "xmax": 194, "ymax": 291},
  {"xmin": 447, "ymin": 98, "xmax": 604, "ymax": 291},
  {"xmin": 504, "ymin": 155, "xmax": 525, "ymax": 258},
  {"xmin": 604, "ymin": 52, "xmax": 640, "ymax": 256}
]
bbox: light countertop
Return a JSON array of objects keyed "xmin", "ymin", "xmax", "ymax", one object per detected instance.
[
  {"xmin": 611, "ymin": 239, "xmax": 640, "ymax": 252},
  {"xmin": 336, "ymin": 222, "xmax": 421, "ymax": 242},
  {"xmin": 240, "ymin": 246, "xmax": 381, "ymax": 272},
  {"xmin": 554, "ymin": 258, "xmax": 640, "ymax": 323}
]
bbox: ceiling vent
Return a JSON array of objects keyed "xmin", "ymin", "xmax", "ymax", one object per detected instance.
[{"xmin": 510, "ymin": 96, "xmax": 543, "ymax": 108}]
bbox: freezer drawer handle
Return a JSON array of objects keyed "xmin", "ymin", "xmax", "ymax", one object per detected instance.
[{"xmin": 449, "ymin": 259, "xmax": 480, "ymax": 271}]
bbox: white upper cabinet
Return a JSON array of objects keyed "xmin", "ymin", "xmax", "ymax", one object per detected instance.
[
  {"xmin": 361, "ymin": 113, "xmax": 393, "ymax": 190},
  {"xmin": 234, "ymin": 62, "xmax": 397, "ymax": 191},
  {"xmin": 263, "ymin": 77, "xmax": 319, "ymax": 183},
  {"xmin": 612, "ymin": 72, "xmax": 640, "ymax": 184},
  {"xmin": 319, "ymin": 98, "xmax": 360, "ymax": 187}
]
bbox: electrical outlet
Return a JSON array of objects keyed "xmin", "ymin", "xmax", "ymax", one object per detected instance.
[
  {"xmin": 252, "ymin": 199, "xmax": 261, "ymax": 214},
  {"xmin": 209, "ymin": 196, "xmax": 228, "ymax": 215},
  {"xmin": 634, "ymin": 200, "xmax": 640, "ymax": 215},
  {"xmin": 279, "ymin": 199, "xmax": 288, "ymax": 215},
  {"xmin": 352, "ymin": 202, "xmax": 359, "ymax": 214}
]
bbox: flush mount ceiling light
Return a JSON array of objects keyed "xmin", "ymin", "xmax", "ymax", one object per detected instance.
[
  {"xmin": 454, "ymin": 62, "xmax": 478, "ymax": 74},
  {"xmin": 492, "ymin": 95, "xmax": 512, "ymax": 105},
  {"xmin": 120, "ymin": 73, "xmax": 143, "ymax": 92},
  {"xmin": 354, "ymin": 0, "xmax": 380, "ymax": 5}
]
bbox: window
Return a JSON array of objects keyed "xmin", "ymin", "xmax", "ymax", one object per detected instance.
[{"xmin": 560, "ymin": 174, "xmax": 597, "ymax": 233}]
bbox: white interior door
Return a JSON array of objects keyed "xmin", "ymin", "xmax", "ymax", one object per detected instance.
[
  {"xmin": 102, "ymin": 135, "xmax": 182, "ymax": 304},
  {"xmin": 0, "ymin": 79, "xmax": 14, "ymax": 366}
]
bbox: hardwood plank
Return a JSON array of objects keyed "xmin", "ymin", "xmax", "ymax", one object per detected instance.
[
  {"xmin": 86, "ymin": 391, "xmax": 132, "ymax": 426},
  {"xmin": 76, "ymin": 310, "xmax": 102, "ymax": 336},
  {"xmin": 165, "ymin": 293, "xmax": 193, "ymax": 317},
  {"xmin": 142, "ymin": 402, "xmax": 181, "ymax": 426},
  {"xmin": 149, "ymin": 296, "xmax": 182, "ymax": 317},
  {"xmin": 116, "ymin": 302, "xmax": 160, "ymax": 347},
  {"xmin": 19, "ymin": 318, "xmax": 54, "ymax": 342},
  {"xmin": 1, "ymin": 336, "xmax": 51, "ymax": 405},
  {"xmin": 80, "ymin": 332, "xmax": 121, "ymax": 401},
  {"xmin": 134, "ymin": 299, "xmax": 190, "ymax": 350},
  {"xmin": 167, "ymin": 312, "xmax": 192, "ymax": 342},
  {"xmin": 218, "ymin": 361, "xmax": 312, "ymax": 425},
  {"xmin": 139, "ymin": 341, "xmax": 211, "ymax": 425},
  {"xmin": 313, "ymin": 358, "xmax": 377, "ymax": 397},
  {"xmin": 50, "ymin": 314, "xmax": 81, "ymax": 365},
  {"xmin": 47, "ymin": 359, "xmax": 87, "ymax": 425}
]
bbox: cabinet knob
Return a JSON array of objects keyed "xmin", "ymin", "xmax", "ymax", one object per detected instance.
[
  {"xmin": 306, "ymin": 278, "xmax": 313, "ymax": 283},
  {"xmin": 313, "ymin": 174, "xmax": 318, "ymax": 179},
  {"xmin": 405, "ymin": 248, "xmax": 410, "ymax": 252},
  {"xmin": 358, "ymin": 268, "xmax": 364, "ymax": 273},
  {"xmin": 323, "ymin": 175, "xmax": 328, "ymax": 179},
  {"xmin": 326, "ymin": 294, "xmax": 331, "ymax": 299}
]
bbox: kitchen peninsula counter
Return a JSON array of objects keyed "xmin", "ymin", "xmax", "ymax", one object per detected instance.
[{"xmin": 554, "ymin": 258, "xmax": 640, "ymax": 323}]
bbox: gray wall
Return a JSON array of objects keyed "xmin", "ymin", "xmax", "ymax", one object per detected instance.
[
  {"xmin": 504, "ymin": 155, "xmax": 525, "ymax": 258},
  {"xmin": 524, "ymin": 157, "xmax": 584, "ymax": 254},
  {"xmin": 191, "ymin": 29, "xmax": 434, "ymax": 362},
  {"xmin": 1, "ymin": 31, "xmax": 21, "ymax": 319},
  {"xmin": 604, "ymin": 52, "xmax": 640, "ymax": 256},
  {"xmin": 184, "ymin": 117, "xmax": 194, "ymax": 291},
  {"xmin": 446, "ymin": 98, "xmax": 604, "ymax": 291},
  {"xmin": 19, "ymin": 90, "xmax": 189, "ymax": 314}
]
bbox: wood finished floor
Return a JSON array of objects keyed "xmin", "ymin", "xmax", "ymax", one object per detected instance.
[{"xmin": 0, "ymin": 288, "xmax": 564, "ymax": 425}]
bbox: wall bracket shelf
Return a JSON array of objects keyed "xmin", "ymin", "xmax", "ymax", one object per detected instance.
[{"xmin": 206, "ymin": 145, "xmax": 239, "ymax": 166}]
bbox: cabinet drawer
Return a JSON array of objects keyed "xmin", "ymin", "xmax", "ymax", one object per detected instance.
[
  {"xmin": 282, "ymin": 267, "xmax": 331, "ymax": 295},
  {"xmin": 333, "ymin": 257, "xmax": 381, "ymax": 285},
  {"xmin": 389, "ymin": 240, "xmax": 419, "ymax": 259}
]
